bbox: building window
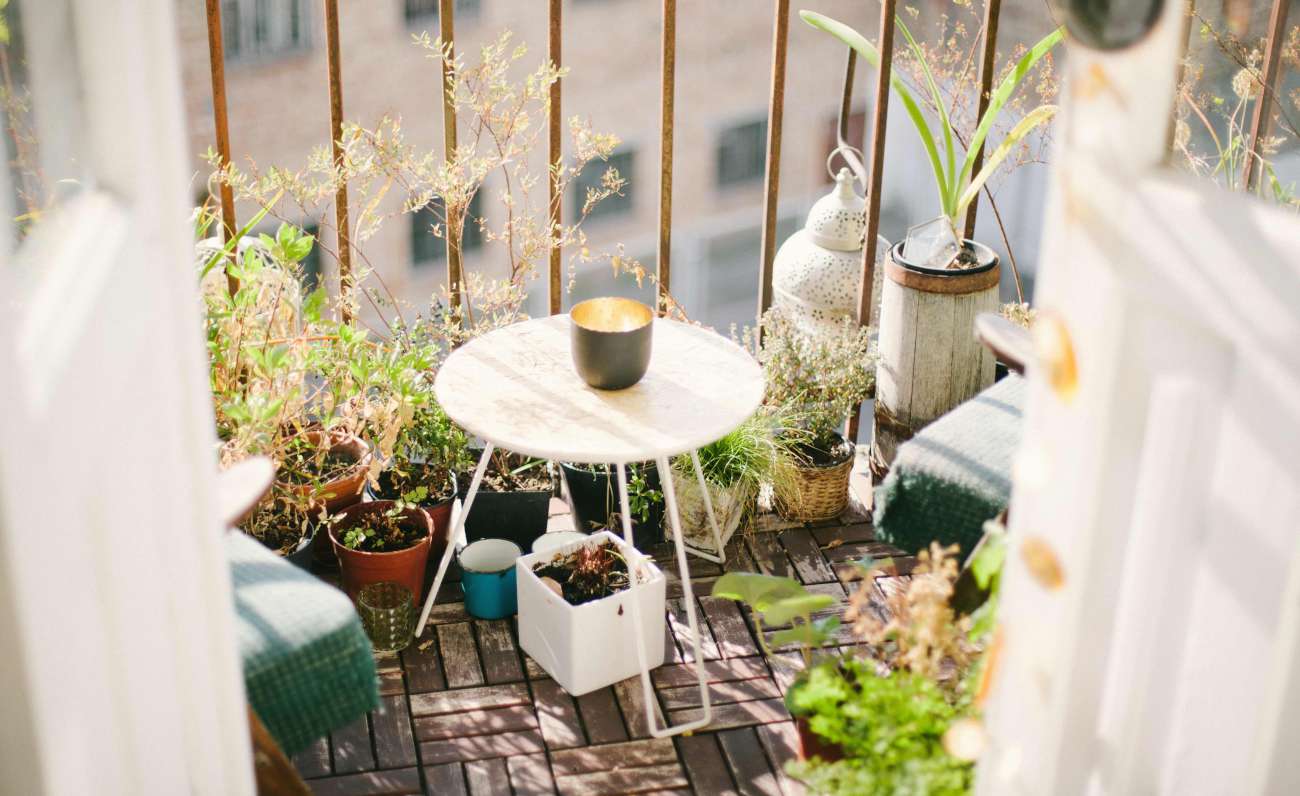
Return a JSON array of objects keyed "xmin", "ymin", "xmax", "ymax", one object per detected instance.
[
  {"xmin": 300, "ymin": 223, "xmax": 322, "ymax": 293},
  {"xmin": 716, "ymin": 119, "xmax": 767, "ymax": 187},
  {"xmin": 404, "ymin": 0, "xmax": 481, "ymax": 26},
  {"xmin": 222, "ymin": 0, "xmax": 310, "ymax": 63},
  {"xmin": 571, "ymin": 149, "xmax": 635, "ymax": 221},
  {"xmin": 411, "ymin": 193, "xmax": 484, "ymax": 267}
]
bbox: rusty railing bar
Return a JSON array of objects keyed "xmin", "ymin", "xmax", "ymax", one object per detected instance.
[
  {"xmin": 756, "ymin": 0, "xmax": 791, "ymax": 318},
  {"xmin": 439, "ymin": 0, "xmax": 463, "ymax": 311},
  {"xmin": 548, "ymin": 0, "xmax": 563, "ymax": 315},
  {"xmin": 834, "ymin": 48, "xmax": 868, "ymax": 185},
  {"xmin": 1241, "ymin": 0, "xmax": 1291, "ymax": 191},
  {"xmin": 204, "ymin": 0, "xmax": 239, "ymax": 295},
  {"xmin": 656, "ymin": 0, "xmax": 676, "ymax": 312},
  {"xmin": 324, "ymin": 0, "xmax": 352, "ymax": 321},
  {"xmin": 961, "ymin": 0, "xmax": 1001, "ymax": 241},
  {"xmin": 847, "ymin": 0, "xmax": 896, "ymax": 444}
]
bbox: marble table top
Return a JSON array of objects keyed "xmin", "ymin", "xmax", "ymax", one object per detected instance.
[{"xmin": 434, "ymin": 315, "xmax": 765, "ymax": 464}]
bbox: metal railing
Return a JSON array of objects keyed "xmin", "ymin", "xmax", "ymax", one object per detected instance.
[{"xmin": 201, "ymin": 0, "xmax": 1293, "ymax": 335}]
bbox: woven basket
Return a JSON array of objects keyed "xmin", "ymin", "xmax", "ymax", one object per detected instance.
[{"xmin": 775, "ymin": 453, "xmax": 853, "ymax": 522}]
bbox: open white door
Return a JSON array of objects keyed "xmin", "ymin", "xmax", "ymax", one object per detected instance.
[
  {"xmin": 0, "ymin": 0, "xmax": 253, "ymax": 793},
  {"xmin": 978, "ymin": 1, "xmax": 1300, "ymax": 794}
]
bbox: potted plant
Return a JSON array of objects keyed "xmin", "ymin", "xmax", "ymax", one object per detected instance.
[
  {"xmin": 669, "ymin": 412, "xmax": 794, "ymax": 557},
  {"xmin": 782, "ymin": 543, "xmax": 999, "ymax": 793},
  {"xmin": 753, "ymin": 308, "xmax": 874, "ymax": 522},
  {"xmin": 275, "ymin": 427, "xmax": 370, "ymax": 513},
  {"xmin": 710, "ymin": 572, "xmax": 842, "ymax": 759},
  {"xmin": 561, "ymin": 460, "xmax": 664, "ymax": 549},
  {"xmin": 516, "ymin": 530, "xmax": 665, "ymax": 695},
  {"xmin": 802, "ymin": 11, "xmax": 1062, "ymax": 472},
  {"xmin": 240, "ymin": 497, "xmax": 317, "ymax": 570},
  {"xmin": 327, "ymin": 495, "xmax": 438, "ymax": 604},
  {"xmin": 460, "ymin": 448, "xmax": 556, "ymax": 552}
]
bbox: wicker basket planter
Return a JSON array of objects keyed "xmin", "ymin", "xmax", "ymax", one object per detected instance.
[{"xmin": 775, "ymin": 443, "xmax": 854, "ymax": 522}]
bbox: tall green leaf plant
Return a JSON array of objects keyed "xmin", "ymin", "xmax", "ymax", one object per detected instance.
[{"xmin": 801, "ymin": 10, "xmax": 1062, "ymax": 232}]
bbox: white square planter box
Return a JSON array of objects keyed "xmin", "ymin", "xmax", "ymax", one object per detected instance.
[{"xmin": 517, "ymin": 531, "xmax": 666, "ymax": 696}]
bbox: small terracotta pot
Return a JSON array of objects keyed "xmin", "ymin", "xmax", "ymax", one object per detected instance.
[
  {"xmin": 329, "ymin": 501, "xmax": 443, "ymax": 604},
  {"xmin": 279, "ymin": 429, "xmax": 371, "ymax": 514},
  {"xmin": 795, "ymin": 715, "xmax": 845, "ymax": 762}
]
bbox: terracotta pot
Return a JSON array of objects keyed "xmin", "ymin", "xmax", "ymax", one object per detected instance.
[
  {"xmin": 329, "ymin": 500, "xmax": 445, "ymax": 604},
  {"xmin": 795, "ymin": 715, "xmax": 845, "ymax": 762},
  {"xmin": 278, "ymin": 429, "xmax": 371, "ymax": 514}
]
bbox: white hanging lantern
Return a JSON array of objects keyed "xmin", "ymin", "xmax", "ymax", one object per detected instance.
[{"xmin": 772, "ymin": 165, "xmax": 888, "ymax": 334}]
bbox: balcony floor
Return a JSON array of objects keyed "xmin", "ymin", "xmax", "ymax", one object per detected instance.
[{"xmin": 295, "ymin": 467, "xmax": 906, "ymax": 795}]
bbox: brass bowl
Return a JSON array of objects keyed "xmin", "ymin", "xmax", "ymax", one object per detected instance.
[{"xmin": 569, "ymin": 297, "xmax": 654, "ymax": 390}]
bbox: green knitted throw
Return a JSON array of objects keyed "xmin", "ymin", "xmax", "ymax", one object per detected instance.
[
  {"xmin": 227, "ymin": 531, "xmax": 378, "ymax": 755},
  {"xmin": 873, "ymin": 375, "xmax": 1024, "ymax": 558}
]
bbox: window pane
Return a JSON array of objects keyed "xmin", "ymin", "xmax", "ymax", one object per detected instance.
[
  {"xmin": 716, "ymin": 119, "xmax": 767, "ymax": 187},
  {"xmin": 571, "ymin": 150, "xmax": 634, "ymax": 221},
  {"xmin": 300, "ymin": 223, "xmax": 321, "ymax": 292},
  {"xmin": 411, "ymin": 193, "xmax": 482, "ymax": 267},
  {"xmin": 404, "ymin": 0, "xmax": 481, "ymax": 24}
]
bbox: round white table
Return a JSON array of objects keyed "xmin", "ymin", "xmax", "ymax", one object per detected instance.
[{"xmin": 417, "ymin": 314, "xmax": 764, "ymax": 738}]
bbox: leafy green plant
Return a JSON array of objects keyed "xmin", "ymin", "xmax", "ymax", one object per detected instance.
[
  {"xmin": 625, "ymin": 466, "xmax": 663, "ymax": 527},
  {"xmin": 801, "ymin": 10, "xmax": 1062, "ymax": 231},
  {"xmin": 745, "ymin": 308, "xmax": 873, "ymax": 459},
  {"xmin": 712, "ymin": 572, "xmax": 840, "ymax": 667},
  {"xmin": 336, "ymin": 493, "xmax": 427, "ymax": 552},
  {"xmin": 785, "ymin": 659, "xmax": 975, "ymax": 795}
]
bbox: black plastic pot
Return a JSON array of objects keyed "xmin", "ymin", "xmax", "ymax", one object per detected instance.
[
  {"xmin": 561, "ymin": 461, "xmax": 664, "ymax": 550},
  {"xmin": 458, "ymin": 452, "xmax": 554, "ymax": 552},
  {"xmin": 284, "ymin": 528, "xmax": 316, "ymax": 572}
]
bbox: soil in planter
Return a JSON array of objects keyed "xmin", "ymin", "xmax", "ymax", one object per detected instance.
[
  {"xmin": 336, "ymin": 509, "xmax": 425, "ymax": 553},
  {"xmin": 243, "ymin": 500, "xmax": 311, "ymax": 556},
  {"xmin": 374, "ymin": 460, "xmax": 456, "ymax": 504},
  {"xmin": 477, "ymin": 450, "xmax": 552, "ymax": 493},
  {"xmin": 278, "ymin": 436, "xmax": 359, "ymax": 485},
  {"xmin": 532, "ymin": 541, "xmax": 632, "ymax": 606},
  {"xmin": 794, "ymin": 436, "xmax": 855, "ymax": 468}
]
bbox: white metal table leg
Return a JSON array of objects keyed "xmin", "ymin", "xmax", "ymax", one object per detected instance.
[
  {"xmin": 617, "ymin": 460, "xmax": 713, "ymax": 738},
  {"xmin": 684, "ymin": 449, "xmax": 727, "ymax": 565},
  {"xmin": 415, "ymin": 442, "xmax": 494, "ymax": 638}
]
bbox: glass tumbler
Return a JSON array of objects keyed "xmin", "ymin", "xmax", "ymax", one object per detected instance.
[{"xmin": 357, "ymin": 581, "xmax": 415, "ymax": 652}]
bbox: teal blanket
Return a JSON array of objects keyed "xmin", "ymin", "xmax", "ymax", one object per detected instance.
[{"xmin": 873, "ymin": 375, "xmax": 1024, "ymax": 558}]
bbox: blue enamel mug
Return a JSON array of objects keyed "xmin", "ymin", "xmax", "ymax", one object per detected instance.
[{"xmin": 459, "ymin": 538, "xmax": 521, "ymax": 619}]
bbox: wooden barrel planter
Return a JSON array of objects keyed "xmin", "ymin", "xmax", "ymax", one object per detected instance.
[{"xmin": 871, "ymin": 240, "xmax": 1000, "ymax": 475}]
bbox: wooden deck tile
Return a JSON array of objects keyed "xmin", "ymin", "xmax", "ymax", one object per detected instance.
[
  {"xmin": 465, "ymin": 757, "xmax": 511, "ymax": 796},
  {"xmin": 419, "ymin": 729, "xmax": 546, "ymax": 765},
  {"xmin": 778, "ymin": 528, "xmax": 837, "ymax": 584},
  {"xmin": 812, "ymin": 521, "xmax": 874, "ymax": 546},
  {"xmin": 745, "ymin": 533, "xmax": 793, "ymax": 578},
  {"xmin": 400, "ymin": 637, "xmax": 446, "ymax": 694},
  {"xmin": 666, "ymin": 698, "xmax": 790, "ymax": 731},
  {"xmin": 413, "ymin": 705, "xmax": 538, "ymax": 742},
  {"xmin": 306, "ymin": 766, "xmax": 422, "ymax": 795},
  {"xmin": 658, "ymin": 675, "xmax": 781, "ymax": 711},
  {"xmin": 575, "ymin": 687, "xmax": 628, "ymax": 745},
  {"xmin": 372, "ymin": 695, "xmax": 418, "ymax": 770},
  {"xmin": 676, "ymin": 734, "xmax": 738, "ymax": 796},
  {"xmin": 375, "ymin": 652, "xmax": 406, "ymax": 697},
  {"xmin": 555, "ymin": 763, "xmax": 689, "ymax": 796},
  {"xmin": 422, "ymin": 763, "xmax": 468, "ymax": 796},
  {"xmin": 613, "ymin": 675, "xmax": 664, "ymax": 740},
  {"xmin": 531, "ymin": 677, "xmax": 586, "ymax": 750},
  {"xmin": 293, "ymin": 736, "xmax": 331, "ymax": 779},
  {"xmin": 409, "ymin": 683, "xmax": 531, "ymax": 717},
  {"xmin": 439, "ymin": 622, "xmax": 486, "ymax": 688},
  {"xmin": 330, "ymin": 714, "xmax": 375, "ymax": 775},
  {"xmin": 476, "ymin": 619, "xmax": 524, "ymax": 684},
  {"xmin": 507, "ymin": 752, "xmax": 558, "ymax": 795},
  {"xmin": 756, "ymin": 722, "xmax": 807, "ymax": 796},
  {"xmin": 422, "ymin": 599, "xmax": 470, "ymax": 626},
  {"xmin": 652, "ymin": 656, "xmax": 770, "ymax": 689},
  {"xmin": 668, "ymin": 598, "xmax": 721, "ymax": 662},
  {"xmin": 718, "ymin": 727, "xmax": 781, "ymax": 796},
  {"xmin": 699, "ymin": 596, "xmax": 760, "ymax": 658},
  {"xmin": 550, "ymin": 737, "xmax": 677, "ymax": 776}
]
